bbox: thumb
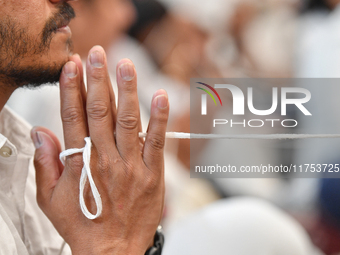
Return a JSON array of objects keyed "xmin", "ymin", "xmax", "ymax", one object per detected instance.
[{"xmin": 31, "ymin": 128, "xmax": 62, "ymax": 210}]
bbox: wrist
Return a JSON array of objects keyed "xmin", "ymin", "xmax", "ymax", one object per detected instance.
[
  {"xmin": 71, "ymin": 239, "xmax": 147, "ymax": 255},
  {"xmin": 69, "ymin": 226, "xmax": 163, "ymax": 255}
]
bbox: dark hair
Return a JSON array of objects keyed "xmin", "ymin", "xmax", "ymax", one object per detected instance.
[
  {"xmin": 128, "ymin": 0, "xmax": 167, "ymax": 39},
  {"xmin": 301, "ymin": 0, "xmax": 331, "ymax": 13}
]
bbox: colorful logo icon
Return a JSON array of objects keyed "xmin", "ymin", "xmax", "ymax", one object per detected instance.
[{"xmin": 196, "ymin": 82, "xmax": 223, "ymax": 106}]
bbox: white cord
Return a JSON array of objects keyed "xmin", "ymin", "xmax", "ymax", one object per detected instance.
[
  {"xmin": 59, "ymin": 132, "xmax": 340, "ymax": 220},
  {"xmin": 139, "ymin": 132, "xmax": 340, "ymax": 140},
  {"xmin": 60, "ymin": 137, "xmax": 102, "ymax": 220}
]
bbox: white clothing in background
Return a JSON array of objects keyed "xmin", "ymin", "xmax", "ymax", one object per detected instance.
[{"xmin": 163, "ymin": 198, "xmax": 322, "ymax": 255}]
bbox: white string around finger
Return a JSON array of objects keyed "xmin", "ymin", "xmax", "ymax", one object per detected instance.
[
  {"xmin": 60, "ymin": 137, "xmax": 102, "ymax": 220},
  {"xmin": 59, "ymin": 132, "xmax": 340, "ymax": 220}
]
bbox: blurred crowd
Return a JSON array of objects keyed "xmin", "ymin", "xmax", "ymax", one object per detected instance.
[{"xmin": 7, "ymin": 0, "xmax": 340, "ymax": 254}]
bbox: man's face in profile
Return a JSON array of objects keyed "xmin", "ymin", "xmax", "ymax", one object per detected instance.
[{"xmin": 0, "ymin": 0, "xmax": 75, "ymax": 88}]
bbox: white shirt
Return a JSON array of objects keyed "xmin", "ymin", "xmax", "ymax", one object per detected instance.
[
  {"xmin": 163, "ymin": 198, "xmax": 323, "ymax": 255},
  {"xmin": 0, "ymin": 106, "xmax": 70, "ymax": 255}
]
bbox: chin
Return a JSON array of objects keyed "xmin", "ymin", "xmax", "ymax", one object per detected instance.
[{"xmin": 17, "ymin": 48, "xmax": 71, "ymax": 88}]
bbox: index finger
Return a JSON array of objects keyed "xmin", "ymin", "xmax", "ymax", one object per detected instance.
[{"xmin": 60, "ymin": 60, "xmax": 88, "ymax": 150}]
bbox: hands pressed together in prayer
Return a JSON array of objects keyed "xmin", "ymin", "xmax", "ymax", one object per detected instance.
[{"xmin": 31, "ymin": 45, "xmax": 169, "ymax": 255}]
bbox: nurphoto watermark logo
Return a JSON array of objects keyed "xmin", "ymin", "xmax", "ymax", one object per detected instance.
[
  {"xmin": 196, "ymin": 81, "xmax": 312, "ymax": 129},
  {"xmin": 190, "ymin": 78, "xmax": 340, "ymax": 179}
]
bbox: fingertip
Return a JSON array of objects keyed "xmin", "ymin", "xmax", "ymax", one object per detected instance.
[
  {"xmin": 31, "ymin": 131, "xmax": 53, "ymax": 150},
  {"xmin": 116, "ymin": 59, "xmax": 135, "ymax": 81},
  {"xmin": 155, "ymin": 95, "xmax": 168, "ymax": 109},
  {"xmin": 31, "ymin": 126, "xmax": 39, "ymax": 137},
  {"xmin": 63, "ymin": 61, "xmax": 78, "ymax": 78},
  {"xmin": 59, "ymin": 61, "xmax": 80, "ymax": 93},
  {"xmin": 119, "ymin": 62, "xmax": 135, "ymax": 82},
  {"xmin": 31, "ymin": 128, "xmax": 43, "ymax": 149},
  {"xmin": 31, "ymin": 126, "xmax": 62, "ymax": 152},
  {"xmin": 73, "ymin": 53, "xmax": 81, "ymax": 60},
  {"xmin": 69, "ymin": 54, "xmax": 85, "ymax": 82},
  {"xmin": 88, "ymin": 45, "xmax": 106, "ymax": 68},
  {"xmin": 70, "ymin": 53, "xmax": 81, "ymax": 62},
  {"xmin": 69, "ymin": 54, "xmax": 82, "ymax": 69},
  {"xmin": 152, "ymin": 90, "xmax": 169, "ymax": 110},
  {"xmin": 152, "ymin": 89, "xmax": 168, "ymax": 101},
  {"xmin": 89, "ymin": 45, "xmax": 105, "ymax": 55},
  {"xmin": 117, "ymin": 58, "xmax": 134, "ymax": 68}
]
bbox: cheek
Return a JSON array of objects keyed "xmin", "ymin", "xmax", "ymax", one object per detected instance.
[
  {"xmin": 30, "ymin": 16, "xmax": 47, "ymax": 38},
  {"xmin": 5, "ymin": 1, "xmax": 49, "ymax": 41}
]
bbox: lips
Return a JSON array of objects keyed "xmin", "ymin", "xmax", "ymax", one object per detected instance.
[
  {"xmin": 41, "ymin": 2, "xmax": 75, "ymax": 45},
  {"xmin": 56, "ymin": 18, "xmax": 71, "ymax": 30},
  {"xmin": 56, "ymin": 18, "xmax": 71, "ymax": 32},
  {"xmin": 49, "ymin": 3, "xmax": 75, "ymax": 32}
]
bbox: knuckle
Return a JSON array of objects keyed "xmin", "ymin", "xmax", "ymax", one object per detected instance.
[
  {"xmin": 87, "ymin": 101, "xmax": 110, "ymax": 121},
  {"xmin": 118, "ymin": 80, "xmax": 136, "ymax": 93},
  {"xmin": 61, "ymin": 106, "xmax": 83, "ymax": 125},
  {"xmin": 152, "ymin": 113, "xmax": 169, "ymax": 128},
  {"xmin": 144, "ymin": 175, "xmax": 159, "ymax": 192},
  {"xmin": 89, "ymin": 68, "xmax": 106, "ymax": 82},
  {"xmin": 158, "ymin": 113, "xmax": 169, "ymax": 124},
  {"xmin": 97, "ymin": 153, "xmax": 111, "ymax": 175},
  {"xmin": 122, "ymin": 161, "xmax": 135, "ymax": 181},
  {"xmin": 117, "ymin": 113, "xmax": 139, "ymax": 130},
  {"xmin": 148, "ymin": 134, "xmax": 165, "ymax": 151},
  {"xmin": 34, "ymin": 153, "xmax": 52, "ymax": 171},
  {"xmin": 67, "ymin": 156, "xmax": 84, "ymax": 174},
  {"xmin": 61, "ymin": 76, "xmax": 78, "ymax": 89}
]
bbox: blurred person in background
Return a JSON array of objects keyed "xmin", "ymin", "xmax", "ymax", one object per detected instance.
[
  {"xmin": 119, "ymin": 4, "xmax": 327, "ymax": 255},
  {"xmin": 70, "ymin": 0, "xmax": 136, "ymax": 59},
  {"xmin": 222, "ymin": 0, "xmax": 298, "ymax": 78},
  {"xmin": 292, "ymin": 0, "xmax": 340, "ymax": 254},
  {"xmin": 129, "ymin": 1, "xmax": 220, "ymax": 85},
  {"xmin": 163, "ymin": 197, "xmax": 322, "ymax": 255},
  {"xmin": 111, "ymin": 0, "xmax": 225, "ymax": 170},
  {"xmin": 119, "ymin": 0, "xmax": 309, "ymax": 226},
  {"xmin": 296, "ymin": 0, "xmax": 340, "ymax": 78},
  {"xmin": 187, "ymin": 0, "xmax": 300, "ymax": 205}
]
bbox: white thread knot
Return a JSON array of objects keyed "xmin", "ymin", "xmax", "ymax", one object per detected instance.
[{"xmin": 60, "ymin": 137, "xmax": 102, "ymax": 220}]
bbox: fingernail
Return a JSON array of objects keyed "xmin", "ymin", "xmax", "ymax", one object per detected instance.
[
  {"xmin": 155, "ymin": 95, "xmax": 168, "ymax": 109},
  {"xmin": 64, "ymin": 61, "xmax": 77, "ymax": 78},
  {"xmin": 32, "ymin": 131, "xmax": 43, "ymax": 149},
  {"xmin": 119, "ymin": 62, "xmax": 135, "ymax": 81},
  {"xmin": 90, "ymin": 50, "xmax": 104, "ymax": 67}
]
